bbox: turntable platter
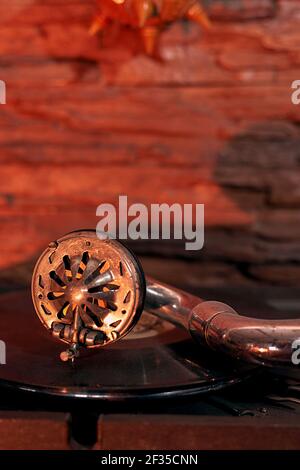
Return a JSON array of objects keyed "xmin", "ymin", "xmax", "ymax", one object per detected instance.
[{"xmin": 0, "ymin": 290, "xmax": 254, "ymax": 401}]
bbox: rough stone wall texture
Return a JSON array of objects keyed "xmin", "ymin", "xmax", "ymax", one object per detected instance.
[{"xmin": 0, "ymin": 0, "xmax": 300, "ymax": 286}]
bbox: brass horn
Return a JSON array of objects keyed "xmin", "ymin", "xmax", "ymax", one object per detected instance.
[{"xmin": 32, "ymin": 230, "xmax": 300, "ymax": 366}]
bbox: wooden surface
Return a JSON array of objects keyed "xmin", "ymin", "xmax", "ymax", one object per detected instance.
[
  {"xmin": 0, "ymin": 412, "xmax": 69, "ymax": 450},
  {"xmin": 97, "ymin": 415, "xmax": 300, "ymax": 450},
  {"xmin": 0, "ymin": 0, "xmax": 300, "ymax": 285}
]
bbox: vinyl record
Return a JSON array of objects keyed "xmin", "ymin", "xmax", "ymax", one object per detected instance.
[{"xmin": 0, "ymin": 290, "xmax": 254, "ymax": 401}]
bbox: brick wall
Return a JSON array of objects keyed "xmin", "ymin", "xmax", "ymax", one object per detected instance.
[{"xmin": 0, "ymin": 0, "xmax": 300, "ymax": 286}]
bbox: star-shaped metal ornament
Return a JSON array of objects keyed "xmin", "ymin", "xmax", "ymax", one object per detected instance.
[{"xmin": 90, "ymin": 0, "xmax": 211, "ymax": 56}]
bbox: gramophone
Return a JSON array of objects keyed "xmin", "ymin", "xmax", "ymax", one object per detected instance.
[
  {"xmin": 0, "ymin": 227, "xmax": 298, "ymax": 414},
  {"xmin": 0, "ymin": 225, "xmax": 298, "ymax": 406},
  {"xmin": 30, "ymin": 230, "xmax": 300, "ymax": 369}
]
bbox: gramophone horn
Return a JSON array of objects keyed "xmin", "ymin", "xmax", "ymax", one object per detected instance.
[{"xmin": 32, "ymin": 230, "xmax": 300, "ymax": 366}]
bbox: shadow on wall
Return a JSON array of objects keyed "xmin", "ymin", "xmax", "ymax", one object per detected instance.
[{"xmin": 128, "ymin": 121, "xmax": 300, "ymax": 287}]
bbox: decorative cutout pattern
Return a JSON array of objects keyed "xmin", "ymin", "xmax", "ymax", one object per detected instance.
[{"xmin": 31, "ymin": 231, "xmax": 145, "ymax": 352}]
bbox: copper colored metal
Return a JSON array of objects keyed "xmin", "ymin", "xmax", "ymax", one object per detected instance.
[
  {"xmin": 32, "ymin": 231, "xmax": 300, "ymax": 366},
  {"xmin": 31, "ymin": 231, "xmax": 145, "ymax": 361},
  {"xmin": 90, "ymin": 0, "xmax": 211, "ymax": 56},
  {"xmin": 145, "ymin": 279, "xmax": 300, "ymax": 366}
]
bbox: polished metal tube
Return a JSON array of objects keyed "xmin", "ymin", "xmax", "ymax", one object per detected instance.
[{"xmin": 145, "ymin": 278, "xmax": 300, "ymax": 366}]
